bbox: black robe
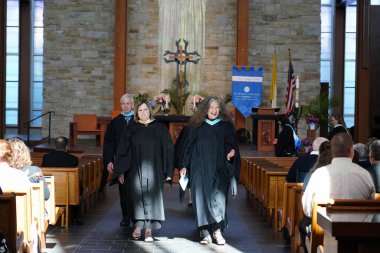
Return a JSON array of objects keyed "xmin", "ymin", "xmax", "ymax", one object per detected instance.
[
  {"xmin": 179, "ymin": 120, "xmax": 236, "ymax": 228},
  {"xmin": 327, "ymin": 124, "xmax": 348, "ymax": 140},
  {"xmin": 275, "ymin": 124, "xmax": 296, "ymax": 157},
  {"xmin": 113, "ymin": 120, "xmax": 174, "ymax": 228},
  {"xmin": 100, "ymin": 114, "xmax": 133, "ymax": 190}
]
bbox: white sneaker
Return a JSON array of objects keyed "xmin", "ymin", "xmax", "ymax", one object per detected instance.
[
  {"xmin": 200, "ymin": 234, "xmax": 212, "ymax": 245},
  {"xmin": 213, "ymin": 229, "xmax": 226, "ymax": 245}
]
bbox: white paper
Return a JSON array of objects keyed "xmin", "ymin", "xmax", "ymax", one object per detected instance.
[{"xmin": 179, "ymin": 175, "xmax": 189, "ymax": 191}]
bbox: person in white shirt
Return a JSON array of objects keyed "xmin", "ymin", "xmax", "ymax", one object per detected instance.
[
  {"xmin": 300, "ymin": 133, "xmax": 375, "ymax": 253},
  {"xmin": 0, "ymin": 139, "xmax": 31, "ymax": 193},
  {"xmin": 302, "ymin": 133, "xmax": 375, "ymax": 217}
]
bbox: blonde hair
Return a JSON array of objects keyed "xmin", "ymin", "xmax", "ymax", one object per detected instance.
[
  {"xmin": 0, "ymin": 139, "xmax": 12, "ymax": 163},
  {"xmin": 8, "ymin": 138, "xmax": 32, "ymax": 169}
]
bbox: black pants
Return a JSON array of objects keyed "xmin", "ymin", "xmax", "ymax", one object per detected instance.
[
  {"xmin": 119, "ymin": 180, "xmax": 128, "ymax": 219},
  {"xmin": 199, "ymin": 221, "xmax": 224, "ymax": 238},
  {"xmin": 299, "ymin": 217, "xmax": 312, "ymax": 253}
]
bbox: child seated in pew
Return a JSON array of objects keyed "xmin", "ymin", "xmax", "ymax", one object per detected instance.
[
  {"xmin": 8, "ymin": 138, "xmax": 50, "ymax": 201},
  {"xmin": 0, "ymin": 139, "xmax": 31, "ymax": 193}
]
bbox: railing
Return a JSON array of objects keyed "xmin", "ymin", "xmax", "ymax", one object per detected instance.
[{"xmin": 23, "ymin": 111, "xmax": 55, "ymax": 145}]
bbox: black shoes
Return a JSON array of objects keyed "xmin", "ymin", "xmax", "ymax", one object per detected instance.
[{"xmin": 120, "ymin": 217, "xmax": 130, "ymax": 227}]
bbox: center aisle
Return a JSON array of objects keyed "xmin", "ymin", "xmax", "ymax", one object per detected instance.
[{"xmin": 46, "ymin": 183, "xmax": 289, "ymax": 253}]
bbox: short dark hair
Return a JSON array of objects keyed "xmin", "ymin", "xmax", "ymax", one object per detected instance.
[
  {"xmin": 369, "ymin": 140, "xmax": 380, "ymax": 161},
  {"xmin": 331, "ymin": 132, "xmax": 353, "ymax": 157},
  {"xmin": 55, "ymin": 136, "xmax": 69, "ymax": 150}
]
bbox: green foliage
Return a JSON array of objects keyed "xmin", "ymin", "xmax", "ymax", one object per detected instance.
[
  {"xmin": 162, "ymin": 88, "xmax": 190, "ymax": 115},
  {"xmin": 134, "ymin": 93, "xmax": 151, "ymax": 104},
  {"xmin": 301, "ymin": 93, "xmax": 340, "ymax": 124}
]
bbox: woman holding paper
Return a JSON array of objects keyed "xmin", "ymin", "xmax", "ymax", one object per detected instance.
[
  {"xmin": 113, "ymin": 100, "xmax": 174, "ymax": 242},
  {"xmin": 178, "ymin": 96, "xmax": 238, "ymax": 245}
]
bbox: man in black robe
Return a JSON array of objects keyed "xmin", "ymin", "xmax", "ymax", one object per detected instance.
[{"xmin": 100, "ymin": 93, "xmax": 135, "ymax": 227}]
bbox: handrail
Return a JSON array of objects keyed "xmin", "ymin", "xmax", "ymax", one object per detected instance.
[{"xmin": 23, "ymin": 111, "xmax": 55, "ymax": 145}]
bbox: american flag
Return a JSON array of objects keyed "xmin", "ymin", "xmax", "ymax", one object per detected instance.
[{"xmin": 285, "ymin": 54, "xmax": 296, "ymax": 113}]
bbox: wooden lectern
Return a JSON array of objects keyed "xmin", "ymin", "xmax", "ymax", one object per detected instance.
[{"xmin": 251, "ymin": 107, "xmax": 280, "ymax": 152}]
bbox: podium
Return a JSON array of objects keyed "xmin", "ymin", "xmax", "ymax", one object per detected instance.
[{"xmin": 251, "ymin": 107, "xmax": 281, "ymax": 152}]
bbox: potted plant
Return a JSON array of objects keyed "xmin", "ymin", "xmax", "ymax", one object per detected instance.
[{"xmin": 301, "ymin": 93, "xmax": 340, "ymax": 127}]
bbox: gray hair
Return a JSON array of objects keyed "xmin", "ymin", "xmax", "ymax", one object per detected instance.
[
  {"xmin": 370, "ymin": 140, "xmax": 380, "ymax": 161},
  {"xmin": 354, "ymin": 143, "xmax": 368, "ymax": 161},
  {"xmin": 120, "ymin": 93, "xmax": 134, "ymax": 105}
]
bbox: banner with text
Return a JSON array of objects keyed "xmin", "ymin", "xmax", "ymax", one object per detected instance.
[{"xmin": 232, "ymin": 66, "xmax": 263, "ymax": 118}]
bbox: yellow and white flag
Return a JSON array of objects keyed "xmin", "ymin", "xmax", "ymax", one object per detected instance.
[{"xmin": 270, "ymin": 50, "xmax": 277, "ymax": 108}]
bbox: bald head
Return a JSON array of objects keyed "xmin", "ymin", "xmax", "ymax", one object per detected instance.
[
  {"xmin": 312, "ymin": 137, "xmax": 329, "ymax": 152},
  {"xmin": 331, "ymin": 133, "xmax": 354, "ymax": 158}
]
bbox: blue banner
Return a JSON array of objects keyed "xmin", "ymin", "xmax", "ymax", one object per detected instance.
[{"xmin": 232, "ymin": 66, "xmax": 263, "ymax": 118}]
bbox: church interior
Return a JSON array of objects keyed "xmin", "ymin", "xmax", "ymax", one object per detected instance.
[{"xmin": 1, "ymin": 0, "xmax": 380, "ymax": 252}]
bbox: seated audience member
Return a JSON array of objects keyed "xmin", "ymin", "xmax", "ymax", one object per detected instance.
[
  {"xmin": 41, "ymin": 136, "xmax": 78, "ymax": 167},
  {"xmin": 367, "ymin": 136, "xmax": 378, "ymax": 150},
  {"xmin": 367, "ymin": 140, "xmax": 380, "ymax": 192},
  {"xmin": 300, "ymin": 133, "xmax": 375, "ymax": 253},
  {"xmin": 298, "ymin": 141, "xmax": 332, "ymax": 249},
  {"xmin": 353, "ymin": 143, "xmax": 371, "ymax": 169},
  {"xmin": 275, "ymin": 114, "xmax": 296, "ymax": 157},
  {"xmin": 327, "ymin": 115, "xmax": 348, "ymax": 140},
  {"xmin": 286, "ymin": 137, "xmax": 328, "ymax": 182},
  {"xmin": 8, "ymin": 138, "xmax": 50, "ymax": 200},
  {"xmin": 302, "ymin": 141, "xmax": 332, "ymax": 191},
  {"xmin": 41, "ymin": 136, "xmax": 81, "ymax": 225},
  {"xmin": 0, "ymin": 139, "xmax": 31, "ymax": 193}
]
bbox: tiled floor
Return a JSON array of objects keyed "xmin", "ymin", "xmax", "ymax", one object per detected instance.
[{"xmin": 45, "ymin": 182, "xmax": 289, "ymax": 253}]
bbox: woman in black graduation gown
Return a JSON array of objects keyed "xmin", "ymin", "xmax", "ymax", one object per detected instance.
[
  {"xmin": 328, "ymin": 114, "xmax": 348, "ymax": 140},
  {"xmin": 275, "ymin": 114, "xmax": 296, "ymax": 157},
  {"xmin": 113, "ymin": 100, "xmax": 174, "ymax": 242},
  {"xmin": 178, "ymin": 96, "xmax": 238, "ymax": 245}
]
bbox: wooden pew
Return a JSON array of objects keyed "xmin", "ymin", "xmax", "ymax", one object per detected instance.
[
  {"xmin": 246, "ymin": 157, "xmax": 296, "ymax": 228},
  {"xmin": 316, "ymin": 200, "xmax": 380, "ymax": 253},
  {"xmin": 30, "ymin": 152, "xmax": 47, "ymax": 167},
  {"xmin": 281, "ymin": 182, "xmax": 303, "ymax": 241},
  {"xmin": 31, "ymin": 181, "xmax": 48, "ymax": 252},
  {"xmin": 0, "ymin": 193, "xmax": 23, "ymax": 253},
  {"xmin": 290, "ymin": 184, "xmax": 306, "ymax": 253},
  {"xmin": 1, "ymin": 190, "xmax": 34, "ymax": 252},
  {"xmin": 40, "ymin": 167, "xmax": 80, "ymax": 228},
  {"xmin": 44, "ymin": 176, "xmax": 62, "ymax": 226},
  {"xmin": 306, "ymin": 199, "xmax": 380, "ymax": 253}
]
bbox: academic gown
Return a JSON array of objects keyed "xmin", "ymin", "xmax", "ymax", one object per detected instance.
[
  {"xmin": 113, "ymin": 120, "xmax": 174, "ymax": 229},
  {"xmin": 275, "ymin": 124, "xmax": 296, "ymax": 157},
  {"xmin": 328, "ymin": 124, "xmax": 348, "ymax": 140},
  {"xmin": 100, "ymin": 114, "xmax": 133, "ymax": 191},
  {"xmin": 179, "ymin": 120, "xmax": 236, "ymax": 229}
]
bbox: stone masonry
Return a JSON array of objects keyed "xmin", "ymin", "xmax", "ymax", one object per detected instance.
[{"xmin": 43, "ymin": 0, "xmax": 320, "ymax": 139}]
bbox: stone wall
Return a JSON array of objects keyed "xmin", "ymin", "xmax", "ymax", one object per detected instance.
[
  {"xmin": 43, "ymin": 0, "xmax": 115, "ymax": 137},
  {"xmin": 43, "ymin": 0, "xmax": 320, "ymax": 138}
]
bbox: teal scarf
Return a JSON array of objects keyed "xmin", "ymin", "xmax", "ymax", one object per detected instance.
[{"xmin": 205, "ymin": 118, "xmax": 221, "ymax": 125}]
